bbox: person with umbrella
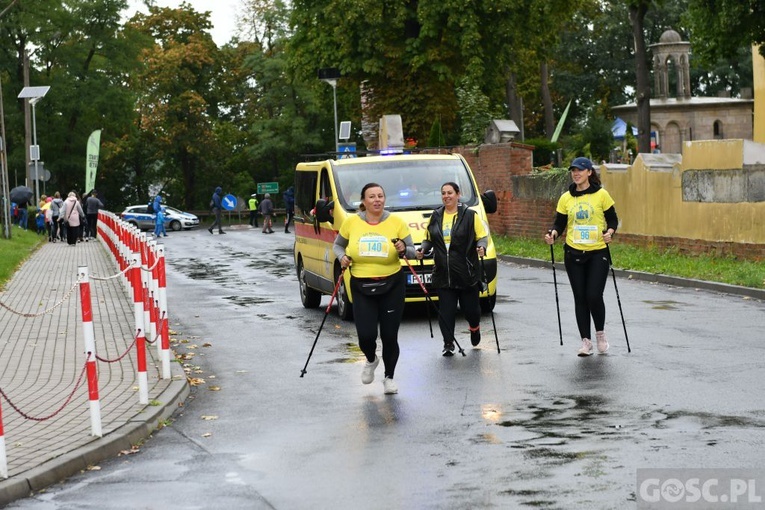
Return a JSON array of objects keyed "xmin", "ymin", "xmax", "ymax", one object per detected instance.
[{"xmin": 10, "ymin": 186, "xmax": 33, "ymax": 230}]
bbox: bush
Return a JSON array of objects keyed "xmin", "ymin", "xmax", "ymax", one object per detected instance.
[{"xmin": 525, "ymin": 138, "xmax": 560, "ymax": 167}]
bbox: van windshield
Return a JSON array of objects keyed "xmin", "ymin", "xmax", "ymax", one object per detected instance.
[{"xmin": 333, "ymin": 159, "xmax": 478, "ymax": 211}]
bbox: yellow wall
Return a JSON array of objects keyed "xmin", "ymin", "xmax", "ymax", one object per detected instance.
[
  {"xmin": 755, "ymin": 45, "xmax": 765, "ymax": 143},
  {"xmin": 602, "ymin": 140, "xmax": 765, "ymax": 244}
]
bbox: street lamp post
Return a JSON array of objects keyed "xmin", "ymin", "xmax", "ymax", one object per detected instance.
[
  {"xmin": 30, "ymin": 97, "xmax": 41, "ymax": 205},
  {"xmin": 18, "ymin": 86, "xmax": 50, "ymax": 207},
  {"xmin": 318, "ymin": 68, "xmax": 340, "ymax": 152}
]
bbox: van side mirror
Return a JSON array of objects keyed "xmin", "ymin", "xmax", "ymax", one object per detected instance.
[
  {"xmin": 315, "ymin": 198, "xmax": 334, "ymax": 222},
  {"xmin": 481, "ymin": 190, "xmax": 498, "ymax": 214}
]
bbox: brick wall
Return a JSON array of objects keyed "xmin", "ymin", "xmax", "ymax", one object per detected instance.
[{"xmin": 423, "ymin": 144, "xmax": 765, "ymax": 261}]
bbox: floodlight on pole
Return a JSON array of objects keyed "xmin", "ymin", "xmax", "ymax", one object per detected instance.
[{"xmin": 18, "ymin": 86, "xmax": 50, "ymax": 207}]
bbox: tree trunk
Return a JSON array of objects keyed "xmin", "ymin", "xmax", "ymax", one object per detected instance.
[
  {"xmin": 505, "ymin": 67, "xmax": 520, "ymax": 123},
  {"xmin": 629, "ymin": 1, "xmax": 652, "ymax": 154},
  {"xmin": 540, "ymin": 61, "xmax": 555, "ymax": 139}
]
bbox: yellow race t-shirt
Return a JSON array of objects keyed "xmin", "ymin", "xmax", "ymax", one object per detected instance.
[
  {"xmin": 556, "ymin": 188, "xmax": 615, "ymax": 251},
  {"xmin": 434, "ymin": 209, "xmax": 488, "ymax": 249},
  {"xmin": 339, "ymin": 214, "xmax": 410, "ymax": 278}
]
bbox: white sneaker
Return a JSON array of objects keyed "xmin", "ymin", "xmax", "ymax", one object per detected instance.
[
  {"xmin": 383, "ymin": 377, "xmax": 398, "ymax": 394},
  {"xmin": 577, "ymin": 338, "xmax": 593, "ymax": 357},
  {"xmin": 596, "ymin": 331, "xmax": 609, "ymax": 354},
  {"xmin": 361, "ymin": 356, "xmax": 379, "ymax": 384}
]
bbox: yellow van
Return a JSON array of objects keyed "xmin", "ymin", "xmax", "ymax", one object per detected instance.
[{"xmin": 293, "ymin": 153, "xmax": 498, "ymax": 320}]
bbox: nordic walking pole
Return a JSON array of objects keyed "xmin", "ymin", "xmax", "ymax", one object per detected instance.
[
  {"xmin": 604, "ymin": 240, "xmax": 631, "ymax": 353},
  {"xmin": 547, "ymin": 231, "xmax": 563, "ymax": 346},
  {"xmin": 480, "ymin": 256, "xmax": 500, "ymax": 353},
  {"xmin": 395, "ymin": 239, "xmax": 466, "ymax": 356},
  {"xmin": 418, "ymin": 256, "xmax": 434, "ymax": 338},
  {"xmin": 300, "ymin": 266, "xmax": 347, "ymax": 377}
]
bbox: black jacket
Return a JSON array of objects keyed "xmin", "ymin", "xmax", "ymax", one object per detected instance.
[{"xmin": 425, "ymin": 205, "xmax": 481, "ymax": 289}]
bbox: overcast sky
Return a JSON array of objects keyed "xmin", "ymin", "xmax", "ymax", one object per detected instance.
[{"xmin": 126, "ymin": 0, "xmax": 240, "ymax": 47}]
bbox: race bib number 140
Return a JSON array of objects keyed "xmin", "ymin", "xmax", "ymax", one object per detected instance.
[{"xmin": 358, "ymin": 235, "xmax": 391, "ymax": 257}]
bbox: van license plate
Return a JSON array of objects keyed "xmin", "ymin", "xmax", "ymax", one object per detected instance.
[{"xmin": 407, "ymin": 273, "xmax": 432, "ymax": 285}]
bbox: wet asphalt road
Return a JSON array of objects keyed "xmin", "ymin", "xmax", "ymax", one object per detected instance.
[{"xmin": 9, "ymin": 225, "xmax": 765, "ymax": 509}]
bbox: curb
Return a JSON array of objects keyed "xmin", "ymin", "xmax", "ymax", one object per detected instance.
[
  {"xmin": 499, "ymin": 255, "xmax": 765, "ymax": 301},
  {"xmin": 0, "ymin": 372, "xmax": 190, "ymax": 506}
]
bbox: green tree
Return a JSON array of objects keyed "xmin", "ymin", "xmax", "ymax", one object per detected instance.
[
  {"xmin": 685, "ymin": 0, "xmax": 765, "ymax": 62},
  {"xmin": 128, "ymin": 3, "xmax": 225, "ymax": 209},
  {"xmin": 0, "ymin": 0, "xmax": 145, "ymax": 203}
]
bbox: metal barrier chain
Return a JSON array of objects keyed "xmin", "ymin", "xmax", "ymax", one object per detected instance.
[
  {"xmin": 0, "ymin": 277, "xmax": 82, "ymax": 318},
  {"xmin": 0, "ymin": 354, "xmax": 90, "ymax": 422},
  {"xmin": 95, "ymin": 330, "xmax": 140, "ymax": 363}
]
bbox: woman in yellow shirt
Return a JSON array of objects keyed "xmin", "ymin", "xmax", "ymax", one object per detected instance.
[
  {"xmin": 544, "ymin": 157, "xmax": 619, "ymax": 357},
  {"xmin": 333, "ymin": 183, "xmax": 415, "ymax": 394},
  {"xmin": 416, "ymin": 182, "xmax": 488, "ymax": 356}
]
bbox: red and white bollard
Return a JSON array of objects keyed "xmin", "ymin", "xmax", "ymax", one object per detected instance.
[
  {"xmin": 147, "ymin": 240, "xmax": 160, "ymax": 361},
  {"xmin": 139, "ymin": 236, "xmax": 153, "ymax": 374},
  {"xmin": 156, "ymin": 244, "xmax": 171, "ymax": 379},
  {"xmin": 131, "ymin": 252, "xmax": 149, "ymax": 405},
  {"xmin": 78, "ymin": 266, "xmax": 103, "ymax": 437},
  {"xmin": 0, "ymin": 400, "xmax": 7, "ymax": 478}
]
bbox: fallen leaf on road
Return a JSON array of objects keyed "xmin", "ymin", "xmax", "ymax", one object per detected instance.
[
  {"xmin": 118, "ymin": 446, "xmax": 140, "ymax": 456},
  {"xmin": 208, "ymin": 385, "xmax": 221, "ymax": 391},
  {"xmin": 86, "ymin": 465, "xmax": 101, "ymax": 471},
  {"xmin": 202, "ymin": 433, "xmax": 212, "ymax": 438},
  {"xmin": 203, "ymin": 342, "xmax": 212, "ymax": 347},
  {"xmin": 201, "ymin": 415, "xmax": 218, "ymax": 420},
  {"xmin": 188, "ymin": 378, "xmax": 206, "ymax": 386}
]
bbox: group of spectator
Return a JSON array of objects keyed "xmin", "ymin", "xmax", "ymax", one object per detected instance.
[
  {"xmin": 212, "ymin": 185, "xmax": 295, "ymax": 235},
  {"xmin": 10, "ymin": 190, "xmax": 104, "ymax": 246}
]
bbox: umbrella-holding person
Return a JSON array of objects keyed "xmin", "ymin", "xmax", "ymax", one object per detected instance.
[{"xmin": 10, "ymin": 186, "xmax": 33, "ymax": 230}]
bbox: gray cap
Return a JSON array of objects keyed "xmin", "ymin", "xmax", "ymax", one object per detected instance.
[{"xmin": 265, "ymin": 193, "xmax": 271, "ymax": 198}]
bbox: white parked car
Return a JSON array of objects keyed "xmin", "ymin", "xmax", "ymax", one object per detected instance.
[{"xmin": 120, "ymin": 205, "xmax": 200, "ymax": 231}]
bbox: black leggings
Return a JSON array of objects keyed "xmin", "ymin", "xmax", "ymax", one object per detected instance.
[
  {"xmin": 350, "ymin": 273, "xmax": 405, "ymax": 379},
  {"xmin": 436, "ymin": 286, "xmax": 480, "ymax": 344},
  {"xmin": 564, "ymin": 247, "xmax": 610, "ymax": 340}
]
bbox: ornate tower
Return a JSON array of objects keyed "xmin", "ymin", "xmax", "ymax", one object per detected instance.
[{"xmin": 649, "ymin": 29, "xmax": 692, "ymax": 100}]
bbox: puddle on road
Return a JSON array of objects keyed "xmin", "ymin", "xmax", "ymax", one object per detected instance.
[
  {"xmin": 495, "ymin": 295, "xmax": 520, "ymax": 304},
  {"xmin": 170, "ymin": 260, "xmax": 237, "ymax": 285},
  {"xmin": 322, "ymin": 342, "xmax": 363, "ymax": 364},
  {"xmin": 643, "ymin": 299, "xmax": 684, "ymax": 310},
  {"xmin": 222, "ymin": 296, "xmax": 273, "ymax": 306},
  {"xmin": 247, "ymin": 258, "xmax": 294, "ymax": 278}
]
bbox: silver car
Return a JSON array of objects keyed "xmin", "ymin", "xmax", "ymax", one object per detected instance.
[{"xmin": 120, "ymin": 205, "xmax": 200, "ymax": 231}]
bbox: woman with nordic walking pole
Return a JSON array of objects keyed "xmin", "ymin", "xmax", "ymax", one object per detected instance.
[
  {"xmin": 416, "ymin": 182, "xmax": 488, "ymax": 356},
  {"xmin": 544, "ymin": 157, "xmax": 619, "ymax": 357},
  {"xmin": 333, "ymin": 183, "xmax": 415, "ymax": 394}
]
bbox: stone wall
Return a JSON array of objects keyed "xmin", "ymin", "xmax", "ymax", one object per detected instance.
[{"xmin": 425, "ymin": 141, "xmax": 765, "ymax": 261}]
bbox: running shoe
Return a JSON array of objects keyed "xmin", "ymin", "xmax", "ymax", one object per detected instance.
[
  {"xmin": 361, "ymin": 356, "xmax": 379, "ymax": 384},
  {"xmin": 442, "ymin": 342, "xmax": 455, "ymax": 357},
  {"xmin": 383, "ymin": 377, "xmax": 398, "ymax": 394},
  {"xmin": 577, "ymin": 338, "xmax": 593, "ymax": 357},
  {"xmin": 596, "ymin": 331, "xmax": 609, "ymax": 354}
]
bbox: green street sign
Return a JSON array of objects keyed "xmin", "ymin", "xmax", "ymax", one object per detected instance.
[{"xmin": 257, "ymin": 182, "xmax": 279, "ymax": 194}]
